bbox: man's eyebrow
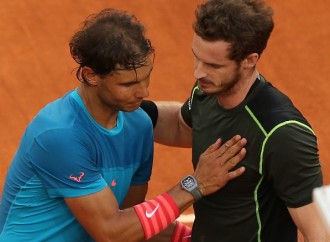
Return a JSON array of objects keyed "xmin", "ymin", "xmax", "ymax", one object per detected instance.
[
  {"xmin": 121, "ymin": 66, "xmax": 154, "ymax": 84},
  {"xmin": 191, "ymin": 49, "xmax": 223, "ymax": 67}
]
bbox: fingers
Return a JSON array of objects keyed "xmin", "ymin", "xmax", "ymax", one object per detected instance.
[
  {"xmin": 226, "ymin": 166, "xmax": 246, "ymax": 180},
  {"xmin": 222, "ymin": 146, "xmax": 246, "ymax": 168},
  {"xmin": 203, "ymin": 138, "xmax": 222, "ymax": 154},
  {"xmin": 218, "ymin": 136, "xmax": 247, "ymax": 166},
  {"xmin": 193, "ymin": 135, "xmax": 247, "ymax": 197},
  {"xmin": 220, "ymin": 147, "xmax": 246, "ymax": 185},
  {"xmin": 214, "ymin": 135, "xmax": 244, "ymax": 158}
]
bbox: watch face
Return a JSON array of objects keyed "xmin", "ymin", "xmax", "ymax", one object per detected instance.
[{"xmin": 182, "ymin": 176, "xmax": 197, "ymax": 191}]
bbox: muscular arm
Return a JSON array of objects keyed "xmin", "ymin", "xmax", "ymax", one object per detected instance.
[
  {"xmin": 65, "ymin": 135, "xmax": 247, "ymax": 242},
  {"xmin": 121, "ymin": 184, "xmax": 148, "ymax": 209},
  {"xmin": 65, "ymin": 187, "xmax": 145, "ymax": 242},
  {"xmin": 288, "ymin": 203, "xmax": 330, "ymax": 241},
  {"xmin": 153, "ymin": 101, "xmax": 192, "ymax": 147},
  {"xmin": 123, "ymin": 184, "xmax": 178, "ymax": 242}
]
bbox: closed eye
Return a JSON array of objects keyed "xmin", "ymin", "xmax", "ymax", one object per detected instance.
[
  {"xmin": 207, "ymin": 63, "xmax": 223, "ymax": 69},
  {"xmin": 121, "ymin": 81, "xmax": 137, "ymax": 87}
]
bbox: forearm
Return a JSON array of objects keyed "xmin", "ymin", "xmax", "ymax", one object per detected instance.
[
  {"xmin": 66, "ymin": 136, "xmax": 246, "ymax": 241},
  {"xmin": 145, "ymin": 221, "xmax": 192, "ymax": 242},
  {"xmin": 132, "ymin": 184, "xmax": 194, "ymax": 241},
  {"xmin": 289, "ymin": 203, "xmax": 330, "ymax": 241},
  {"xmin": 145, "ymin": 223, "xmax": 176, "ymax": 242},
  {"xmin": 120, "ymin": 185, "xmax": 193, "ymax": 241}
]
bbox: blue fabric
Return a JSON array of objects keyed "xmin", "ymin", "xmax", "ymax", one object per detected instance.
[{"xmin": 0, "ymin": 89, "xmax": 154, "ymax": 241}]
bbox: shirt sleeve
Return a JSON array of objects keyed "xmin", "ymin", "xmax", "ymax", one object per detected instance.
[
  {"xmin": 181, "ymin": 82, "xmax": 201, "ymax": 128},
  {"xmin": 29, "ymin": 128, "xmax": 107, "ymax": 198},
  {"xmin": 181, "ymin": 99, "xmax": 192, "ymax": 127},
  {"xmin": 263, "ymin": 122, "xmax": 323, "ymax": 208}
]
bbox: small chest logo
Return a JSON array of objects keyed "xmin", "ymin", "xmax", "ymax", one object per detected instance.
[
  {"xmin": 69, "ymin": 172, "xmax": 85, "ymax": 182},
  {"xmin": 111, "ymin": 179, "xmax": 117, "ymax": 187}
]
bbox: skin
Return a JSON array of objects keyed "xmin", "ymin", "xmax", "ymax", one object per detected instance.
[
  {"xmin": 77, "ymin": 59, "xmax": 153, "ymax": 129},
  {"xmin": 192, "ymin": 34, "xmax": 259, "ymax": 109},
  {"xmin": 153, "ymin": 35, "xmax": 330, "ymax": 241},
  {"xmin": 64, "ymin": 55, "xmax": 248, "ymax": 242}
]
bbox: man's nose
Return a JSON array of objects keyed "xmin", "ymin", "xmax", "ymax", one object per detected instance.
[
  {"xmin": 136, "ymin": 82, "xmax": 149, "ymax": 98},
  {"xmin": 194, "ymin": 62, "xmax": 207, "ymax": 80}
]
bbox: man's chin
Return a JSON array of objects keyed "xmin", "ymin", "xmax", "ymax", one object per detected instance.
[
  {"xmin": 198, "ymin": 82, "xmax": 214, "ymax": 93},
  {"xmin": 122, "ymin": 103, "xmax": 141, "ymax": 112},
  {"xmin": 198, "ymin": 86, "xmax": 215, "ymax": 95}
]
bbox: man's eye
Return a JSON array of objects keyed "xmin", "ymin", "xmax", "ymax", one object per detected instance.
[
  {"xmin": 123, "ymin": 83, "xmax": 135, "ymax": 87},
  {"xmin": 208, "ymin": 63, "xmax": 221, "ymax": 69}
]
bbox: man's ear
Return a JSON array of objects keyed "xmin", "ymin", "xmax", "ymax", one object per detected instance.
[
  {"xmin": 82, "ymin": 67, "xmax": 98, "ymax": 86},
  {"xmin": 243, "ymin": 53, "xmax": 259, "ymax": 69}
]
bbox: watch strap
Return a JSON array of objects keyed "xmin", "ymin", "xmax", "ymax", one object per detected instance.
[
  {"xmin": 190, "ymin": 186, "xmax": 203, "ymax": 201},
  {"xmin": 180, "ymin": 175, "xmax": 203, "ymax": 201}
]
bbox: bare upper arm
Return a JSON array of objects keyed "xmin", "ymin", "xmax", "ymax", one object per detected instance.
[
  {"xmin": 288, "ymin": 202, "xmax": 330, "ymax": 241},
  {"xmin": 154, "ymin": 101, "xmax": 192, "ymax": 147},
  {"xmin": 121, "ymin": 184, "xmax": 148, "ymax": 209},
  {"xmin": 65, "ymin": 186, "xmax": 144, "ymax": 242}
]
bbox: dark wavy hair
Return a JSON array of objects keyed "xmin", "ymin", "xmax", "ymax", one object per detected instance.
[
  {"xmin": 194, "ymin": 0, "xmax": 274, "ymax": 62},
  {"xmin": 69, "ymin": 8, "xmax": 155, "ymax": 82}
]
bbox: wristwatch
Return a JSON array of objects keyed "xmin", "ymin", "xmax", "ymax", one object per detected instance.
[{"xmin": 180, "ymin": 175, "xmax": 203, "ymax": 201}]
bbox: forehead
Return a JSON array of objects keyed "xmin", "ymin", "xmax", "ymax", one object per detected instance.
[
  {"xmin": 112, "ymin": 56, "xmax": 154, "ymax": 81},
  {"xmin": 192, "ymin": 34, "xmax": 231, "ymax": 63}
]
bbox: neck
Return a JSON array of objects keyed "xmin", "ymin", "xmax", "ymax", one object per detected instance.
[
  {"xmin": 77, "ymin": 84, "xmax": 118, "ymax": 129},
  {"xmin": 217, "ymin": 69, "xmax": 259, "ymax": 109}
]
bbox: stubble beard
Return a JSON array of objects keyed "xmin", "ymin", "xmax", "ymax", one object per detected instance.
[
  {"xmin": 199, "ymin": 65, "xmax": 242, "ymax": 97},
  {"xmin": 218, "ymin": 69, "xmax": 242, "ymax": 96}
]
